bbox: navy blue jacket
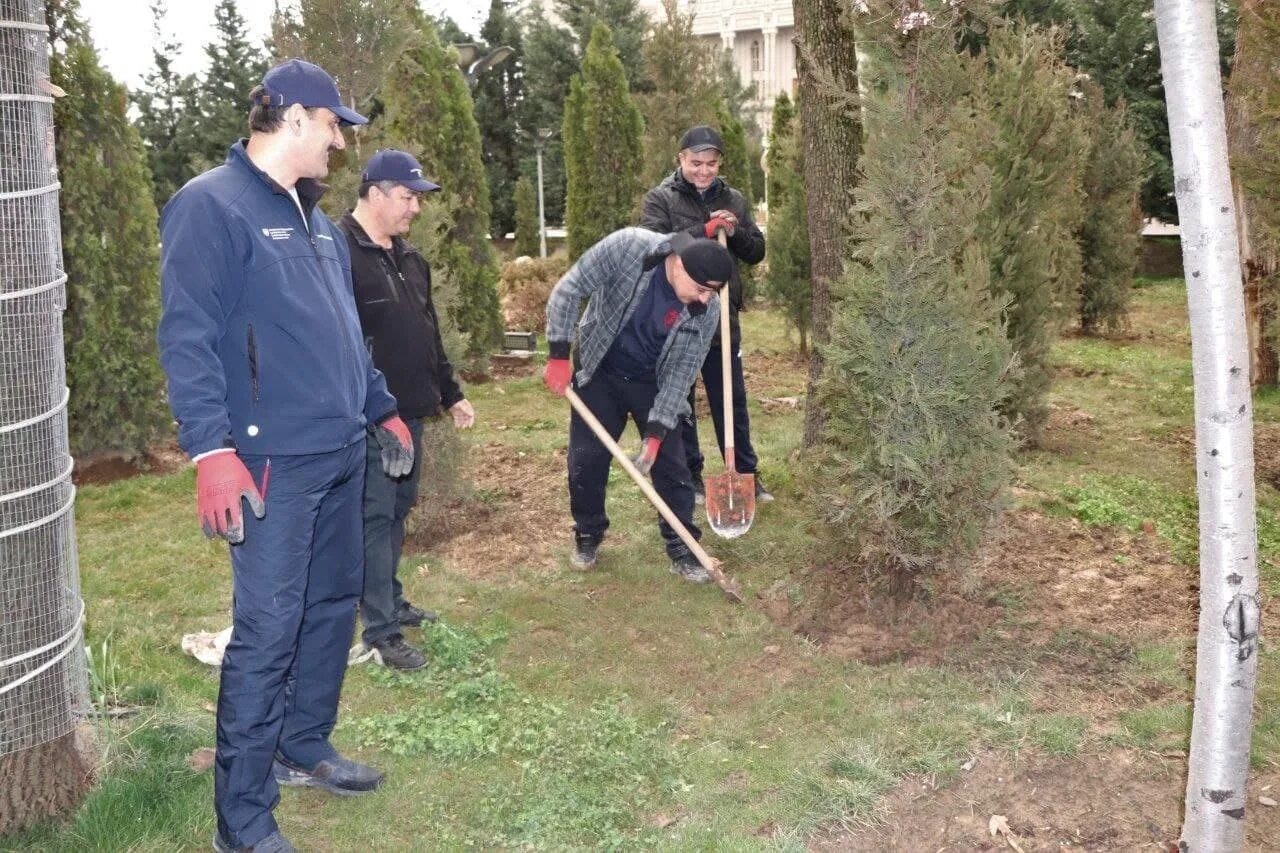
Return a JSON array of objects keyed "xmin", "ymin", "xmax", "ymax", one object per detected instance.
[{"xmin": 158, "ymin": 141, "xmax": 397, "ymax": 458}]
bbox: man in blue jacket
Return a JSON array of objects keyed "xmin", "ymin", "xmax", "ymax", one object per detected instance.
[{"xmin": 157, "ymin": 59, "xmax": 414, "ymax": 853}]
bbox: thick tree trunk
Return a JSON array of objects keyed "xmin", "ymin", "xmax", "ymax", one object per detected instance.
[
  {"xmin": 1227, "ymin": 0, "xmax": 1279, "ymax": 387},
  {"xmin": 792, "ymin": 0, "xmax": 861, "ymax": 447},
  {"xmin": 0, "ymin": 732, "xmax": 94, "ymax": 836},
  {"xmin": 1155, "ymin": 1, "xmax": 1262, "ymax": 849},
  {"xmin": 0, "ymin": 0, "xmax": 93, "ymax": 833}
]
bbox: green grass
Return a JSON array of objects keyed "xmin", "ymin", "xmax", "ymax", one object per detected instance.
[{"xmin": 10, "ymin": 285, "xmax": 1280, "ymax": 847}]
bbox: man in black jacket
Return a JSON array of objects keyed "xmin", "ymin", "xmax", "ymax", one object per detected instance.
[
  {"xmin": 340, "ymin": 149, "xmax": 475, "ymax": 670},
  {"xmin": 639, "ymin": 125, "xmax": 771, "ymax": 503}
]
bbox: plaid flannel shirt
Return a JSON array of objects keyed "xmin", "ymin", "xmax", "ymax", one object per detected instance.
[{"xmin": 545, "ymin": 228, "xmax": 719, "ymax": 438}]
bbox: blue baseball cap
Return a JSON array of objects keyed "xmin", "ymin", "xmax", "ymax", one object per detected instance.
[
  {"xmin": 258, "ymin": 58, "xmax": 368, "ymax": 126},
  {"xmin": 361, "ymin": 149, "xmax": 442, "ymax": 192}
]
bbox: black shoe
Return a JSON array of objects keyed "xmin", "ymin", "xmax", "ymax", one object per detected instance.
[
  {"xmin": 272, "ymin": 754, "xmax": 384, "ymax": 796},
  {"xmin": 371, "ymin": 634, "xmax": 427, "ymax": 671},
  {"xmin": 669, "ymin": 553, "xmax": 711, "ymax": 584},
  {"xmin": 691, "ymin": 470, "xmax": 706, "ymax": 506},
  {"xmin": 754, "ymin": 475, "xmax": 774, "ymax": 503},
  {"xmin": 571, "ymin": 532, "xmax": 602, "ymax": 569},
  {"xmin": 396, "ymin": 600, "xmax": 437, "ymax": 627}
]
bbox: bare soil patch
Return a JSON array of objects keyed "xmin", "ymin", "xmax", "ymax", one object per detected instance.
[
  {"xmin": 768, "ymin": 510, "xmax": 1195, "ymax": 676},
  {"xmin": 405, "ymin": 440, "xmax": 566, "ymax": 578},
  {"xmin": 816, "ymin": 749, "xmax": 1280, "ymax": 851},
  {"xmin": 73, "ymin": 439, "xmax": 187, "ymax": 486}
]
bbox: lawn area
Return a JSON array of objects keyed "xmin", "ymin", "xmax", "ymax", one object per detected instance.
[{"xmin": 6, "ymin": 279, "xmax": 1280, "ymax": 851}]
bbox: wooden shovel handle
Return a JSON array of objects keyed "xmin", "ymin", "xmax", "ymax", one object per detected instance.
[
  {"xmin": 564, "ymin": 387, "xmax": 741, "ymax": 601},
  {"xmin": 715, "ymin": 229, "xmax": 735, "ymax": 470}
]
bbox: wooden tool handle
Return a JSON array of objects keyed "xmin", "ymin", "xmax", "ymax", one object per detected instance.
[
  {"xmin": 716, "ymin": 229, "xmax": 735, "ymax": 469},
  {"xmin": 564, "ymin": 387, "xmax": 717, "ymax": 568}
]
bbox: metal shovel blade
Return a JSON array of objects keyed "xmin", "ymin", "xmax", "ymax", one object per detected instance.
[{"xmin": 705, "ymin": 471, "xmax": 756, "ymax": 538}]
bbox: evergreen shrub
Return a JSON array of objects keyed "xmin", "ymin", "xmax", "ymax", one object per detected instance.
[
  {"xmin": 1077, "ymin": 84, "xmax": 1145, "ymax": 335},
  {"xmin": 817, "ymin": 4, "xmax": 1015, "ymax": 595}
]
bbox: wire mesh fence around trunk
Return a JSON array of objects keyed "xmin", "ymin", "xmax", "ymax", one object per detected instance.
[{"xmin": 0, "ymin": 0, "xmax": 93, "ymax": 833}]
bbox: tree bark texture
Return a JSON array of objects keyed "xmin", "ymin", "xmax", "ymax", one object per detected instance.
[
  {"xmin": 1226, "ymin": 0, "xmax": 1279, "ymax": 387},
  {"xmin": 792, "ymin": 0, "xmax": 861, "ymax": 447},
  {"xmin": 1155, "ymin": 2, "xmax": 1262, "ymax": 850},
  {"xmin": 0, "ymin": 730, "xmax": 94, "ymax": 836}
]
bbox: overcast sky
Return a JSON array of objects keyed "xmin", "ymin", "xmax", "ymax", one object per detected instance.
[{"xmin": 80, "ymin": 1, "xmax": 487, "ymax": 90}]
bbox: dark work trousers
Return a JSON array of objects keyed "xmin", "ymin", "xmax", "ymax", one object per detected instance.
[
  {"xmin": 683, "ymin": 343, "xmax": 758, "ymax": 476},
  {"xmin": 359, "ymin": 416, "xmax": 425, "ymax": 645},
  {"xmin": 568, "ymin": 370, "xmax": 701, "ymax": 559},
  {"xmin": 215, "ymin": 442, "xmax": 364, "ymax": 849}
]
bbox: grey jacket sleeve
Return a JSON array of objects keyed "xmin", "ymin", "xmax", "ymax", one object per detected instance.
[{"xmin": 544, "ymin": 230, "xmax": 626, "ymax": 358}]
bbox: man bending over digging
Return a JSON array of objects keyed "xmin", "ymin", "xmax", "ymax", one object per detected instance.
[{"xmin": 542, "ymin": 228, "xmax": 734, "ymax": 583}]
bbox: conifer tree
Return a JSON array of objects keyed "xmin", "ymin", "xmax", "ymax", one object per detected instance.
[
  {"xmin": 637, "ymin": 0, "xmax": 718, "ymax": 189},
  {"xmin": 716, "ymin": 103, "xmax": 752, "ymax": 207},
  {"xmin": 50, "ymin": 0, "xmax": 167, "ymax": 457},
  {"xmin": 978, "ymin": 22, "xmax": 1089, "ymax": 437},
  {"xmin": 764, "ymin": 94, "xmax": 811, "ymax": 353},
  {"xmin": 133, "ymin": 1, "xmax": 198, "ymax": 209},
  {"xmin": 1077, "ymin": 85, "xmax": 1144, "ymax": 335},
  {"xmin": 514, "ymin": 173, "xmax": 540, "ymax": 257},
  {"xmin": 765, "ymin": 91, "xmax": 795, "ymax": 210},
  {"xmin": 818, "ymin": 5, "xmax": 1013, "ymax": 595},
  {"xmin": 562, "ymin": 23, "xmax": 643, "ymax": 259},
  {"xmin": 379, "ymin": 17, "xmax": 502, "ymax": 355},
  {"xmin": 184, "ymin": 0, "xmax": 268, "ymax": 171},
  {"xmin": 518, "ymin": 9, "xmax": 577, "ymax": 225},
  {"xmin": 474, "ymin": 0, "xmax": 525, "ymax": 239},
  {"xmin": 555, "ymin": 0, "xmax": 651, "ymax": 91}
]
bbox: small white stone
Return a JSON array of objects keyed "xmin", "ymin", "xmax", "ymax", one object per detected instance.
[{"xmin": 247, "ymin": 425, "xmax": 259, "ymax": 437}]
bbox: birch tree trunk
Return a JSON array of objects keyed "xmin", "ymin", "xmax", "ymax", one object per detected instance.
[
  {"xmin": 1154, "ymin": 2, "xmax": 1261, "ymax": 849},
  {"xmin": 792, "ymin": 0, "xmax": 860, "ymax": 447}
]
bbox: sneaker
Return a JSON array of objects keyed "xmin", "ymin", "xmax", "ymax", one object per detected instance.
[
  {"xmin": 213, "ymin": 830, "xmax": 296, "ymax": 852},
  {"xmin": 669, "ymin": 553, "xmax": 711, "ymax": 584},
  {"xmin": 753, "ymin": 475, "xmax": 774, "ymax": 503},
  {"xmin": 371, "ymin": 634, "xmax": 427, "ymax": 671},
  {"xmin": 396, "ymin": 600, "xmax": 438, "ymax": 627},
  {"xmin": 691, "ymin": 470, "xmax": 706, "ymax": 506},
  {"xmin": 571, "ymin": 532, "xmax": 602, "ymax": 569},
  {"xmin": 272, "ymin": 754, "xmax": 384, "ymax": 797}
]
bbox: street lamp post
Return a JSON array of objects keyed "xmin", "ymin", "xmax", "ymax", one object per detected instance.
[{"xmin": 536, "ymin": 139, "xmax": 547, "ymax": 258}]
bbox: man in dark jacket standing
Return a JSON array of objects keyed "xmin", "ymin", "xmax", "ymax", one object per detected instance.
[
  {"xmin": 639, "ymin": 125, "xmax": 772, "ymax": 504},
  {"xmin": 339, "ymin": 149, "xmax": 475, "ymax": 671},
  {"xmin": 158, "ymin": 60, "xmax": 413, "ymax": 853}
]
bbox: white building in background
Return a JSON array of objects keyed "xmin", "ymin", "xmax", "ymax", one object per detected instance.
[{"xmin": 637, "ymin": 0, "xmax": 796, "ymax": 133}]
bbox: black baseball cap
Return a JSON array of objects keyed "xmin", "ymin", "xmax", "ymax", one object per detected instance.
[
  {"xmin": 670, "ymin": 232, "xmax": 733, "ymax": 288},
  {"xmin": 361, "ymin": 149, "xmax": 442, "ymax": 192},
  {"xmin": 257, "ymin": 59, "xmax": 368, "ymax": 126},
  {"xmin": 678, "ymin": 125, "xmax": 723, "ymax": 153}
]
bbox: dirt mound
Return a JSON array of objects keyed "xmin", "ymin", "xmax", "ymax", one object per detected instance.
[
  {"xmin": 816, "ymin": 749, "xmax": 1280, "ymax": 851},
  {"xmin": 405, "ymin": 440, "xmax": 566, "ymax": 578},
  {"xmin": 768, "ymin": 509, "xmax": 1195, "ymax": 670}
]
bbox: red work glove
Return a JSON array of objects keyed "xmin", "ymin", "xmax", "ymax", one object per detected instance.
[
  {"xmin": 373, "ymin": 415, "xmax": 414, "ymax": 478},
  {"xmin": 544, "ymin": 358, "xmax": 572, "ymax": 396},
  {"xmin": 704, "ymin": 216, "xmax": 734, "ymax": 239},
  {"xmin": 631, "ymin": 436, "xmax": 662, "ymax": 476},
  {"xmin": 195, "ymin": 451, "xmax": 265, "ymax": 544}
]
